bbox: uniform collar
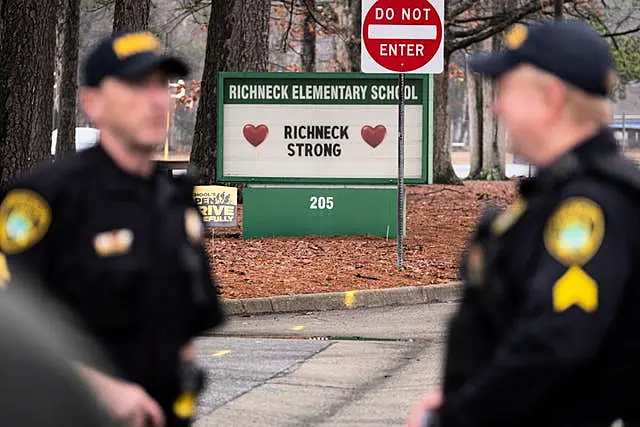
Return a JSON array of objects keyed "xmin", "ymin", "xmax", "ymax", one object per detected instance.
[
  {"xmin": 519, "ymin": 127, "xmax": 619, "ymax": 197},
  {"xmin": 89, "ymin": 142, "xmax": 160, "ymax": 194}
]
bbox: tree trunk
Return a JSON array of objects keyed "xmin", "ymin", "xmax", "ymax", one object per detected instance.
[
  {"xmin": 480, "ymin": 38, "xmax": 495, "ymax": 174},
  {"xmin": 31, "ymin": 4, "xmax": 57, "ymax": 168},
  {"xmin": 460, "ymin": 99, "xmax": 469, "ymax": 151},
  {"xmin": 554, "ymin": 0, "xmax": 563, "ymax": 19},
  {"xmin": 0, "ymin": 0, "xmax": 4, "ymax": 54},
  {"xmin": 347, "ymin": 0, "xmax": 361, "ymax": 72},
  {"xmin": 0, "ymin": 0, "xmax": 57, "ymax": 188},
  {"xmin": 433, "ymin": 52, "xmax": 462, "ymax": 185},
  {"xmin": 54, "ymin": 0, "xmax": 63, "ymax": 130},
  {"xmin": 467, "ymin": 50, "xmax": 483, "ymax": 179},
  {"xmin": 190, "ymin": 0, "xmax": 269, "ymax": 186},
  {"xmin": 334, "ymin": 2, "xmax": 349, "ymax": 71},
  {"xmin": 301, "ymin": 0, "xmax": 316, "ymax": 72},
  {"xmin": 472, "ymin": 34, "xmax": 506, "ymax": 181},
  {"xmin": 481, "ymin": 34, "xmax": 506, "ymax": 180},
  {"xmin": 113, "ymin": 0, "xmax": 150, "ymax": 33},
  {"xmin": 56, "ymin": 0, "xmax": 80, "ymax": 159}
]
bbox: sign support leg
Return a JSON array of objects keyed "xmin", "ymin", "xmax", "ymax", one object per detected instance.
[{"xmin": 397, "ymin": 73, "xmax": 406, "ymax": 270}]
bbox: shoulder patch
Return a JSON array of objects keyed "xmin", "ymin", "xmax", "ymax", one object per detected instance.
[
  {"xmin": 491, "ymin": 197, "xmax": 527, "ymax": 235},
  {"xmin": 543, "ymin": 197, "xmax": 604, "ymax": 266},
  {"xmin": 553, "ymin": 265, "xmax": 598, "ymax": 313},
  {"xmin": 0, "ymin": 189, "xmax": 52, "ymax": 254}
]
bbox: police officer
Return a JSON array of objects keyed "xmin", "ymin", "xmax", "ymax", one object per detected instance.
[
  {"xmin": 408, "ymin": 20, "xmax": 640, "ymax": 427},
  {"xmin": 0, "ymin": 31, "xmax": 224, "ymax": 427},
  {"xmin": 0, "ymin": 281, "xmax": 113, "ymax": 427}
]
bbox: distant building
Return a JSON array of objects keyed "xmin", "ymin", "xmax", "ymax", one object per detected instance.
[
  {"xmin": 614, "ymin": 83, "xmax": 640, "ymax": 115},
  {"xmin": 612, "ymin": 83, "xmax": 640, "ymax": 148}
]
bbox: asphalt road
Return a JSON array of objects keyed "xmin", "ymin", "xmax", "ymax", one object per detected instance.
[{"xmin": 193, "ymin": 302, "xmax": 457, "ymax": 426}]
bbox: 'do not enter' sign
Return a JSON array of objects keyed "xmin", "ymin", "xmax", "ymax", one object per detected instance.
[{"xmin": 361, "ymin": 0, "xmax": 444, "ymax": 74}]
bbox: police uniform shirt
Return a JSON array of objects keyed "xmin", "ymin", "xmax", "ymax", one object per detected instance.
[
  {"xmin": 438, "ymin": 128, "xmax": 640, "ymax": 427},
  {"xmin": 0, "ymin": 143, "xmax": 225, "ymax": 415}
]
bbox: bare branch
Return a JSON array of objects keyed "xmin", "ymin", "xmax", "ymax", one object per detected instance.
[
  {"xmin": 449, "ymin": 0, "xmax": 557, "ymax": 53},
  {"xmin": 298, "ymin": 0, "xmax": 340, "ymax": 36},
  {"xmin": 451, "ymin": 14, "xmax": 504, "ymax": 25},
  {"xmin": 165, "ymin": 0, "xmax": 210, "ymax": 29},
  {"xmin": 610, "ymin": 7, "xmax": 636, "ymax": 33},
  {"xmin": 601, "ymin": 25, "xmax": 640, "ymax": 37},
  {"xmin": 447, "ymin": 0, "xmax": 606, "ymax": 52},
  {"xmin": 564, "ymin": 3, "xmax": 594, "ymax": 21},
  {"xmin": 83, "ymin": 0, "xmax": 114, "ymax": 13},
  {"xmin": 448, "ymin": 0, "xmax": 481, "ymax": 20},
  {"xmin": 280, "ymin": 0, "xmax": 295, "ymax": 52},
  {"xmin": 269, "ymin": 61, "xmax": 293, "ymax": 71}
]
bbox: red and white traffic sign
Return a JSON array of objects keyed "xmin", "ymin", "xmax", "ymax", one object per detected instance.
[{"xmin": 361, "ymin": 0, "xmax": 444, "ymax": 74}]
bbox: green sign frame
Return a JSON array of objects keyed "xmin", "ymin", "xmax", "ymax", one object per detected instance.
[{"xmin": 216, "ymin": 72, "xmax": 434, "ymax": 185}]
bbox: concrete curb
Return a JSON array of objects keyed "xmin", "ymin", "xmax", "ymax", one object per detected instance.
[{"xmin": 220, "ymin": 282, "xmax": 462, "ymax": 316}]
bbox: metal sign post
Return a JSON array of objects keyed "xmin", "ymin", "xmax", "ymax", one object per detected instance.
[
  {"xmin": 397, "ymin": 73, "xmax": 406, "ymax": 270},
  {"xmin": 360, "ymin": 0, "xmax": 444, "ymax": 270}
]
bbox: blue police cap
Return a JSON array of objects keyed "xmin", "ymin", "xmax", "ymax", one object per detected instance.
[
  {"xmin": 469, "ymin": 20, "xmax": 617, "ymax": 97},
  {"xmin": 82, "ymin": 31, "xmax": 189, "ymax": 87}
]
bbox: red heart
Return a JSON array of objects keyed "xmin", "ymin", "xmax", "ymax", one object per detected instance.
[
  {"xmin": 361, "ymin": 125, "xmax": 387, "ymax": 148},
  {"xmin": 242, "ymin": 124, "xmax": 269, "ymax": 147}
]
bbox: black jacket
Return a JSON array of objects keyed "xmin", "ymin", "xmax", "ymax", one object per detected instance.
[
  {"xmin": 440, "ymin": 128, "xmax": 640, "ymax": 427},
  {"xmin": 0, "ymin": 143, "xmax": 225, "ymax": 417}
]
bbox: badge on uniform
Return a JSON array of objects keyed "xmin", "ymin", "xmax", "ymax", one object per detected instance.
[
  {"xmin": 93, "ymin": 229, "xmax": 134, "ymax": 257},
  {"xmin": 185, "ymin": 208, "xmax": 204, "ymax": 244},
  {"xmin": 0, "ymin": 189, "xmax": 52, "ymax": 254}
]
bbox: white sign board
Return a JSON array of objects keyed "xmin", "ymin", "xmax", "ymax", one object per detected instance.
[{"xmin": 217, "ymin": 74, "xmax": 431, "ymax": 184}]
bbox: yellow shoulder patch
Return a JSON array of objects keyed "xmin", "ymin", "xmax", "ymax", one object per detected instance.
[
  {"xmin": 0, "ymin": 253, "xmax": 10, "ymax": 289},
  {"xmin": 553, "ymin": 265, "xmax": 598, "ymax": 313},
  {"xmin": 112, "ymin": 32, "xmax": 163, "ymax": 59},
  {"xmin": 543, "ymin": 197, "xmax": 604, "ymax": 266},
  {"xmin": 0, "ymin": 189, "xmax": 52, "ymax": 254}
]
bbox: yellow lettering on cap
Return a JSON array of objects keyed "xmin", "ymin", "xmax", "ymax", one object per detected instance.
[
  {"xmin": 505, "ymin": 24, "xmax": 528, "ymax": 50},
  {"xmin": 112, "ymin": 32, "xmax": 162, "ymax": 59}
]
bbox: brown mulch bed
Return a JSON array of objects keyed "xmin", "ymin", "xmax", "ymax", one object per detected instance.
[{"xmin": 205, "ymin": 181, "xmax": 518, "ymax": 299}]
